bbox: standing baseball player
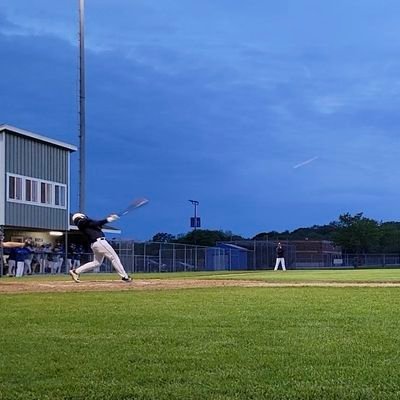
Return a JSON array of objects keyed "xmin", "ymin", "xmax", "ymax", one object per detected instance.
[
  {"xmin": 69, "ymin": 213, "xmax": 132, "ymax": 283},
  {"xmin": 274, "ymin": 242, "xmax": 286, "ymax": 271},
  {"xmin": 1, "ymin": 241, "xmax": 25, "ymax": 276}
]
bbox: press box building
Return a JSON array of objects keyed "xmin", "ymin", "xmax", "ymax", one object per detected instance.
[{"xmin": 0, "ymin": 124, "xmax": 77, "ymax": 242}]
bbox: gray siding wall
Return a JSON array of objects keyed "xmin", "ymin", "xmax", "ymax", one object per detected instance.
[
  {"xmin": 6, "ymin": 133, "xmax": 68, "ymax": 182},
  {"xmin": 5, "ymin": 204, "xmax": 68, "ymax": 230},
  {"xmin": 0, "ymin": 132, "xmax": 5, "ymax": 225},
  {"xmin": 5, "ymin": 132, "xmax": 70, "ymax": 230}
]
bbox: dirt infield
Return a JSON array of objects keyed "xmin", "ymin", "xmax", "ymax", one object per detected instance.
[{"xmin": 1, "ymin": 278, "xmax": 400, "ymax": 293}]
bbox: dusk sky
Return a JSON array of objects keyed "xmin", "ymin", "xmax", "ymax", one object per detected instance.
[{"xmin": 1, "ymin": 1, "xmax": 400, "ymax": 240}]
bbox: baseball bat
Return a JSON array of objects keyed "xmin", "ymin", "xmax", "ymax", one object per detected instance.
[{"xmin": 116, "ymin": 197, "xmax": 149, "ymax": 217}]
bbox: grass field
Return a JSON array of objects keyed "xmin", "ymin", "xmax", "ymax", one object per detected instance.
[
  {"xmin": 4, "ymin": 267, "xmax": 400, "ymax": 283},
  {"xmin": 1, "ymin": 270, "xmax": 400, "ymax": 399},
  {"xmin": 202, "ymin": 268, "xmax": 400, "ymax": 282}
]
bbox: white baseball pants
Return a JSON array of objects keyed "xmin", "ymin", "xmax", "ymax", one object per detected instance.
[
  {"xmin": 274, "ymin": 257, "xmax": 286, "ymax": 271},
  {"xmin": 16, "ymin": 261, "xmax": 25, "ymax": 277},
  {"xmin": 24, "ymin": 258, "xmax": 32, "ymax": 274},
  {"xmin": 7, "ymin": 259, "xmax": 16, "ymax": 276},
  {"xmin": 75, "ymin": 239, "xmax": 129, "ymax": 278}
]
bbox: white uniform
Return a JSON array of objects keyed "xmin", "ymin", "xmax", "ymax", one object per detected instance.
[
  {"xmin": 274, "ymin": 244, "xmax": 286, "ymax": 271},
  {"xmin": 76, "ymin": 238, "xmax": 127, "ymax": 277},
  {"xmin": 71, "ymin": 214, "xmax": 131, "ymax": 281}
]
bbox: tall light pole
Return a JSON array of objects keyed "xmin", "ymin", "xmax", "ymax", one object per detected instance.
[
  {"xmin": 78, "ymin": 0, "xmax": 86, "ymax": 212},
  {"xmin": 188, "ymin": 199, "xmax": 199, "ymax": 230},
  {"xmin": 189, "ymin": 200, "xmax": 200, "ymax": 245}
]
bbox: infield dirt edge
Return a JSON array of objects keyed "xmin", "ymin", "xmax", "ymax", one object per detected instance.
[{"xmin": 2, "ymin": 278, "xmax": 400, "ymax": 293}]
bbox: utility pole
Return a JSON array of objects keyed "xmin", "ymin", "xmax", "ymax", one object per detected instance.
[
  {"xmin": 188, "ymin": 200, "xmax": 200, "ymax": 244},
  {"xmin": 78, "ymin": 0, "xmax": 86, "ymax": 212}
]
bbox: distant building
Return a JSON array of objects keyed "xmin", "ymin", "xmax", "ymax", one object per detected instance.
[
  {"xmin": 206, "ymin": 243, "xmax": 250, "ymax": 270},
  {"xmin": 218, "ymin": 239, "xmax": 341, "ymax": 269},
  {"xmin": 0, "ymin": 124, "xmax": 77, "ymax": 242},
  {"xmin": 292, "ymin": 240, "xmax": 342, "ymax": 268}
]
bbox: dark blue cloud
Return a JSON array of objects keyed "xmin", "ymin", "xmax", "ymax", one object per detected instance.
[{"xmin": 2, "ymin": 2, "xmax": 400, "ymax": 239}]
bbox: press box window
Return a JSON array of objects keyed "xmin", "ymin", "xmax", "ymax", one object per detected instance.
[
  {"xmin": 54, "ymin": 185, "xmax": 66, "ymax": 207},
  {"xmin": 8, "ymin": 175, "xmax": 23, "ymax": 200},
  {"xmin": 40, "ymin": 182, "xmax": 52, "ymax": 204},
  {"xmin": 7, "ymin": 173, "xmax": 66, "ymax": 209},
  {"xmin": 25, "ymin": 179, "xmax": 38, "ymax": 202}
]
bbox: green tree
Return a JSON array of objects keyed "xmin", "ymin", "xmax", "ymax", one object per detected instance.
[
  {"xmin": 223, "ymin": 230, "xmax": 246, "ymax": 241},
  {"xmin": 251, "ymin": 231, "xmax": 281, "ymax": 240},
  {"xmin": 290, "ymin": 224, "xmax": 336, "ymax": 240},
  {"xmin": 175, "ymin": 230, "xmax": 233, "ymax": 247},
  {"xmin": 252, "ymin": 225, "xmax": 336, "ymax": 241},
  {"xmin": 379, "ymin": 222, "xmax": 400, "ymax": 252},
  {"xmin": 332, "ymin": 212, "xmax": 381, "ymax": 253},
  {"xmin": 152, "ymin": 232, "xmax": 176, "ymax": 243}
]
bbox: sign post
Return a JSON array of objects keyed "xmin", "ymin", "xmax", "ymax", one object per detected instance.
[{"xmin": 0, "ymin": 226, "xmax": 4, "ymax": 278}]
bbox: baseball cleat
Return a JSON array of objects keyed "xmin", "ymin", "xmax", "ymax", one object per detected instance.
[
  {"xmin": 122, "ymin": 276, "xmax": 132, "ymax": 283},
  {"xmin": 69, "ymin": 269, "xmax": 80, "ymax": 283}
]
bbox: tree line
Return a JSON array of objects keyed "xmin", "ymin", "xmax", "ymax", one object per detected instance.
[{"xmin": 152, "ymin": 213, "xmax": 400, "ymax": 254}]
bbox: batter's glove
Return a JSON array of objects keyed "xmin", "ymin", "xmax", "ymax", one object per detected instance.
[{"xmin": 107, "ymin": 214, "xmax": 120, "ymax": 223}]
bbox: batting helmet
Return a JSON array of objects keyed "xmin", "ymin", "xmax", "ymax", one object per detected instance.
[{"xmin": 72, "ymin": 212, "xmax": 86, "ymax": 224}]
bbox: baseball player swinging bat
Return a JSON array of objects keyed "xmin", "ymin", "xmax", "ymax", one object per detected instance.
[{"xmin": 69, "ymin": 197, "xmax": 148, "ymax": 284}]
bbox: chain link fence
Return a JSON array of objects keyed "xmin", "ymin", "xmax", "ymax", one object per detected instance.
[
  {"xmin": 339, "ymin": 254, "xmax": 400, "ymax": 268},
  {"xmin": 72, "ymin": 249, "xmax": 400, "ymax": 273},
  {"xmin": 4, "ymin": 239, "xmax": 400, "ymax": 276},
  {"xmin": 218, "ymin": 240, "xmax": 297, "ymax": 270},
  {"xmin": 110, "ymin": 241, "xmax": 207, "ymax": 273},
  {"xmin": 100, "ymin": 240, "xmax": 298, "ymax": 273}
]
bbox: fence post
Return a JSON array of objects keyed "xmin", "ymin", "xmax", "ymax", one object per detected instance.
[
  {"xmin": 159, "ymin": 243, "xmax": 162, "ymax": 273},
  {"xmin": 132, "ymin": 241, "xmax": 135, "ymax": 273},
  {"xmin": 253, "ymin": 240, "xmax": 256, "ymax": 270},
  {"xmin": 144, "ymin": 242, "xmax": 147, "ymax": 272},
  {"xmin": 173, "ymin": 243, "xmax": 176, "ymax": 272},
  {"xmin": 184, "ymin": 245, "xmax": 187, "ymax": 272}
]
